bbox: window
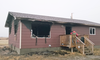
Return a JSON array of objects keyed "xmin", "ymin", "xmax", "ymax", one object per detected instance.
[
  {"xmin": 89, "ymin": 27, "xmax": 96, "ymax": 35},
  {"xmin": 31, "ymin": 23, "xmax": 51, "ymax": 38}
]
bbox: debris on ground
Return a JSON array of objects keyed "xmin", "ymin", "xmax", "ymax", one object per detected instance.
[
  {"xmin": 24, "ymin": 50, "xmax": 69, "ymax": 56},
  {"xmin": 0, "ymin": 47, "xmax": 70, "ymax": 56},
  {"xmin": 0, "ymin": 46, "xmax": 100, "ymax": 60},
  {"xmin": 0, "ymin": 46, "xmax": 17, "ymax": 55}
]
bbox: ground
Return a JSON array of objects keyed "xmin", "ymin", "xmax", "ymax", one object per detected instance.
[
  {"xmin": 0, "ymin": 38, "xmax": 100, "ymax": 60},
  {"xmin": 0, "ymin": 48, "xmax": 100, "ymax": 60}
]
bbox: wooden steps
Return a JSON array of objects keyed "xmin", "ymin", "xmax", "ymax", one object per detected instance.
[
  {"xmin": 75, "ymin": 36, "xmax": 94, "ymax": 55},
  {"xmin": 84, "ymin": 47, "xmax": 93, "ymax": 55}
]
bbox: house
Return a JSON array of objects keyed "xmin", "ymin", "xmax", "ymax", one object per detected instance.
[{"xmin": 5, "ymin": 12, "xmax": 100, "ymax": 54}]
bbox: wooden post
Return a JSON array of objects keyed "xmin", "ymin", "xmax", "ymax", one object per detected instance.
[
  {"xmin": 83, "ymin": 45, "xmax": 84, "ymax": 54},
  {"xmin": 92, "ymin": 45, "xmax": 94, "ymax": 53},
  {"xmin": 71, "ymin": 48, "xmax": 73, "ymax": 53},
  {"xmin": 84, "ymin": 36, "xmax": 86, "ymax": 44},
  {"xmin": 60, "ymin": 36, "xmax": 61, "ymax": 46},
  {"xmin": 70, "ymin": 35, "xmax": 72, "ymax": 48}
]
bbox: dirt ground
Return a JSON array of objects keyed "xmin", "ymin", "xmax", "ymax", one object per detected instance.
[{"xmin": 0, "ymin": 46, "xmax": 100, "ymax": 60}]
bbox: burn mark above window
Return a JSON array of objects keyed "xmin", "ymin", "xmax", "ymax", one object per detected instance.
[{"xmin": 14, "ymin": 20, "xmax": 19, "ymax": 35}]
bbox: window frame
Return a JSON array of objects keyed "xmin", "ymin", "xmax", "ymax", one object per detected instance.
[
  {"xmin": 89, "ymin": 27, "xmax": 96, "ymax": 35},
  {"xmin": 31, "ymin": 29, "xmax": 51, "ymax": 39}
]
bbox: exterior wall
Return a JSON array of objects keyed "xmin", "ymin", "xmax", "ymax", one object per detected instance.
[
  {"xmin": 72, "ymin": 26, "xmax": 100, "ymax": 46},
  {"xmin": 21, "ymin": 23, "xmax": 66, "ymax": 49},
  {"xmin": 9, "ymin": 20, "xmax": 20, "ymax": 49}
]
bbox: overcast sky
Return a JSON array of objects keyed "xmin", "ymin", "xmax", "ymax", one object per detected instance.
[{"xmin": 0, "ymin": 0, "xmax": 100, "ymax": 37}]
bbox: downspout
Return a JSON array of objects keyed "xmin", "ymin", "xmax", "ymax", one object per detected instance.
[{"xmin": 19, "ymin": 20, "xmax": 22, "ymax": 49}]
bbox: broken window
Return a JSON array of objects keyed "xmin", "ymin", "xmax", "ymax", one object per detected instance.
[{"xmin": 31, "ymin": 23, "xmax": 51, "ymax": 37}]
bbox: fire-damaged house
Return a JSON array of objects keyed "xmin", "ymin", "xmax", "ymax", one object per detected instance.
[{"xmin": 5, "ymin": 12, "xmax": 100, "ymax": 54}]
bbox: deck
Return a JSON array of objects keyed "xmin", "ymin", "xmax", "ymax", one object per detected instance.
[{"xmin": 60, "ymin": 34, "xmax": 94, "ymax": 54}]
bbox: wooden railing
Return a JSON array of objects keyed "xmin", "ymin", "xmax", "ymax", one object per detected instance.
[
  {"xmin": 71, "ymin": 35, "xmax": 76, "ymax": 47},
  {"xmin": 75, "ymin": 37, "xmax": 85, "ymax": 54},
  {"xmin": 84, "ymin": 36, "xmax": 94, "ymax": 53},
  {"xmin": 77, "ymin": 35, "xmax": 94, "ymax": 54},
  {"xmin": 60, "ymin": 35, "xmax": 76, "ymax": 48},
  {"xmin": 60, "ymin": 35, "xmax": 71, "ymax": 47}
]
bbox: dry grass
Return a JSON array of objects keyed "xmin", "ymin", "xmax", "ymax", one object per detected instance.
[
  {"xmin": 93, "ymin": 48, "xmax": 100, "ymax": 56},
  {"xmin": 0, "ymin": 40, "xmax": 8, "ymax": 45},
  {"xmin": 0, "ymin": 37, "xmax": 8, "ymax": 40},
  {"xmin": 0, "ymin": 40, "xmax": 8, "ymax": 47},
  {"xmin": 0, "ymin": 48, "xmax": 99, "ymax": 60}
]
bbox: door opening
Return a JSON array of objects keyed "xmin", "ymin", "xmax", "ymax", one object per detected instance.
[
  {"xmin": 81, "ymin": 37, "xmax": 84, "ymax": 43},
  {"xmin": 66, "ymin": 27, "xmax": 72, "ymax": 34}
]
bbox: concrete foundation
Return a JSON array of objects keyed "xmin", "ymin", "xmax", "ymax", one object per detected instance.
[
  {"xmin": 9, "ymin": 44, "xmax": 100, "ymax": 54},
  {"xmin": 20, "ymin": 47, "xmax": 61, "ymax": 54}
]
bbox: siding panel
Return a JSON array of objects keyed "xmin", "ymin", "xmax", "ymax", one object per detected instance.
[
  {"xmin": 21, "ymin": 23, "xmax": 65, "ymax": 48},
  {"xmin": 9, "ymin": 20, "xmax": 20, "ymax": 48},
  {"xmin": 72, "ymin": 26, "xmax": 100, "ymax": 45}
]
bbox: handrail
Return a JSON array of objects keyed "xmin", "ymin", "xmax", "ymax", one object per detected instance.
[
  {"xmin": 84, "ymin": 36, "xmax": 94, "ymax": 53},
  {"xmin": 76, "ymin": 37, "xmax": 85, "ymax": 45},
  {"xmin": 84, "ymin": 37, "xmax": 95, "ymax": 45},
  {"xmin": 75, "ymin": 36, "xmax": 85, "ymax": 54}
]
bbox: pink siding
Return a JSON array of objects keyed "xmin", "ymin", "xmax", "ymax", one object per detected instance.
[
  {"xmin": 72, "ymin": 26, "xmax": 100, "ymax": 45},
  {"xmin": 9, "ymin": 21, "xmax": 20, "ymax": 48},
  {"xmin": 21, "ymin": 23, "xmax": 66, "ymax": 48}
]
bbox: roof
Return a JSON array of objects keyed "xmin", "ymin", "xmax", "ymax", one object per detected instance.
[{"xmin": 5, "ymin": 12, "xmax": 100, "ymax": 27}]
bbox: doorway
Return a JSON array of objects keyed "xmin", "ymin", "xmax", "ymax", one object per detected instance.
[
  {"xmin": 66, "ymin": 27, "xmax": 72, "ymax": 34},
  {"xmin": 81, "ymin": 37, "xmax": 84, "ymax": 43}
]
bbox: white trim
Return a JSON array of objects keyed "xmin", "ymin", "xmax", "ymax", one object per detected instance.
[
  {"xmin": 89, "ymin": 27, "xmax": 96, "ymax": 35},
  {"xmin": 19, "ymin": 21, "xmax": 22, "ymax": 49}
]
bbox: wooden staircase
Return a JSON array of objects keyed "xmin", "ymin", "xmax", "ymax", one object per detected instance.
[
  {"xmin": 75, "ymin": 36, "xmax": 94, "ymax": 55},
  {"xmin": 60, "ymin": 35, "xmax": 94, "ymax": 55},
  {"xmin": 84, "ymin": 46, "xmax": 93, "ymax": 55}
]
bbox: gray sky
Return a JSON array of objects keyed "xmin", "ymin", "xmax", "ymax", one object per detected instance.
[{"xmin": 0, "ymin": 0, "xmax": 100, "ymax": 37}]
